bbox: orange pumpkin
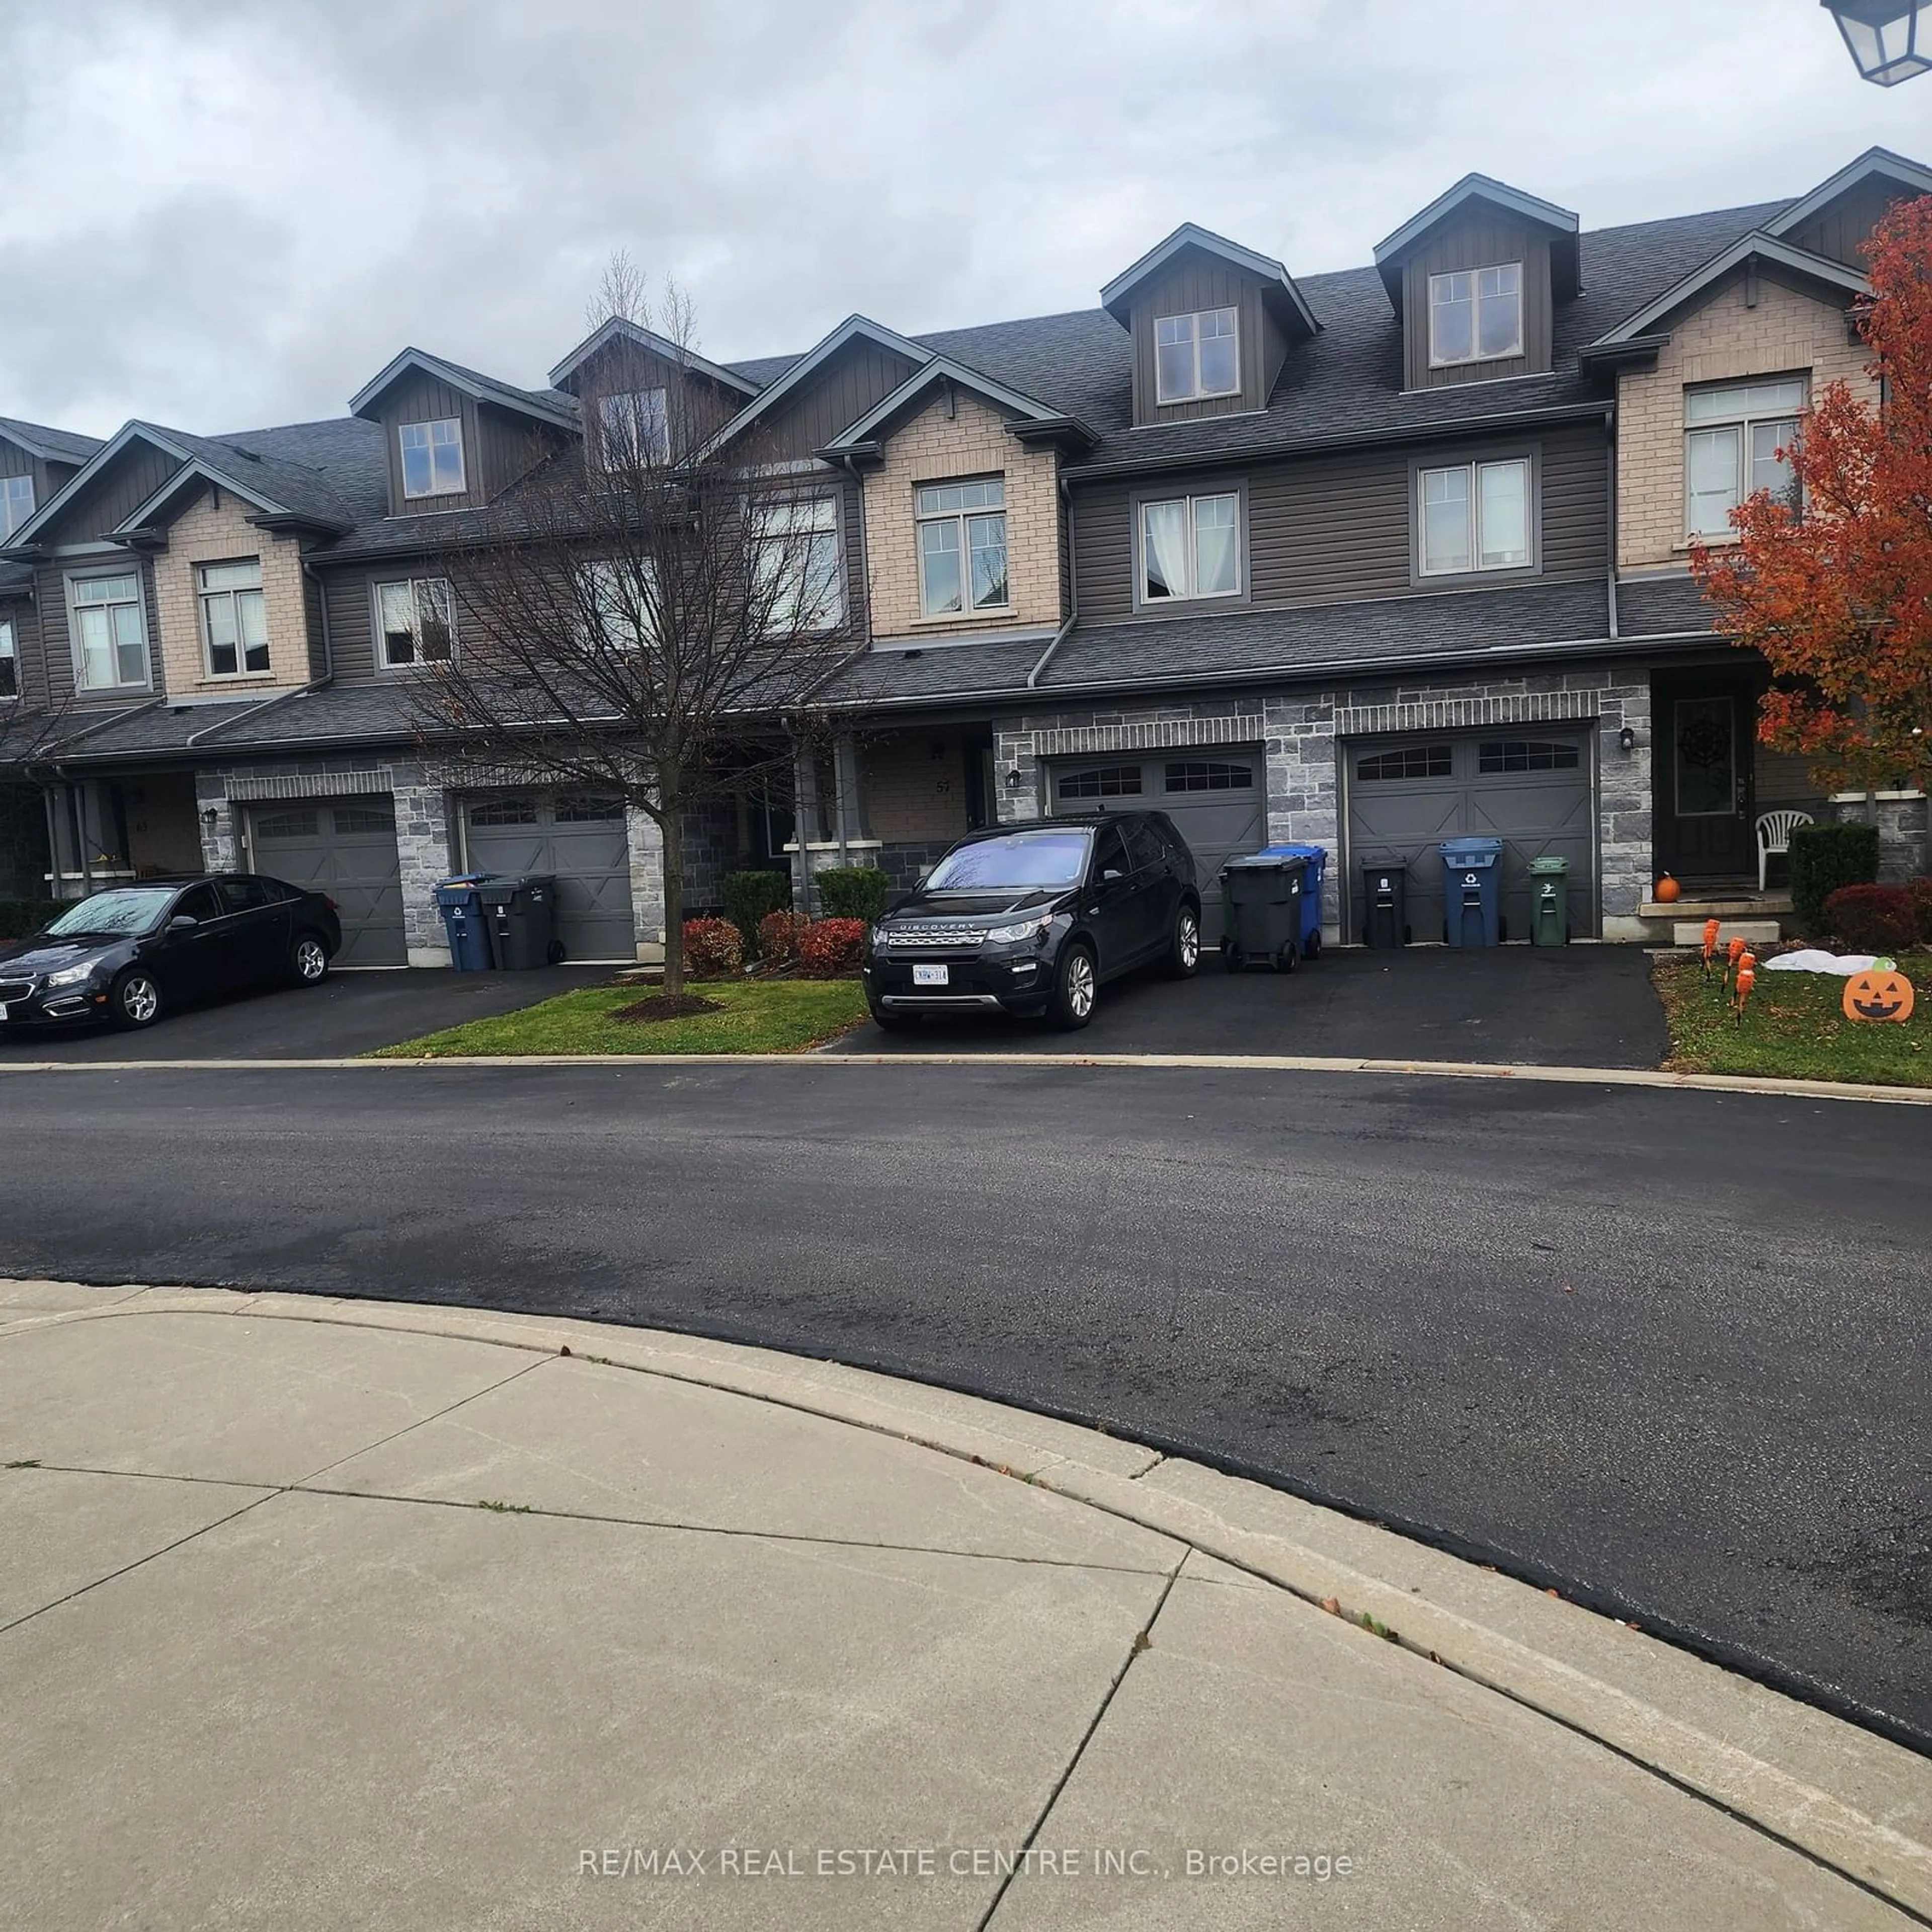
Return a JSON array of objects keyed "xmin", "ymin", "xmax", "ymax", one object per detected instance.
[
  {"xmin": 1655, "ymin": 874, "xmax": 1682, "ymax": 904},
  {"xmin": 1842, "ymin": 967, "xmax": 1915, "ymax": 1025}
]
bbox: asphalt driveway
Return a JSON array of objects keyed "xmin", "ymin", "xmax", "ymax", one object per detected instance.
[
  {"xmin": 832, "ymin": 944, "xmax": 1670, "ymax": 1069},
  {"xmin": 0, "ymin": 965, "xmax": 611, "ymax": 1063}
]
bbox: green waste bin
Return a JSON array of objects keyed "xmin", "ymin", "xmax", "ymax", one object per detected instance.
[
  {"xmin": 1528, "ymin": 856, "xmax": 1569, "ymax": 945},
  {"xmin": 479, "ymin": 874, "xmax": 560, "ymax": 969}
]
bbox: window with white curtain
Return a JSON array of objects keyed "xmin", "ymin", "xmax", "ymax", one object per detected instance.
[
  {"xmin": 1, "ymin": 474, "xmax": 33, "ymax": 539},
  {"xmin": 1684, "ymin": 378, "xmax": 1805, "ymax": 540},
  {"xmin": 0, "ymin": 618, "xmax": 15, "ymax": 699},
  {"xmin": 1139, "ymin": 491, "xmax": 1241, "ymax": 603},
  {"xmin": 69, "ymin": 573, "xmax": 150, "ymax": 689},
  {"xmin": 375, "ymin": 577, "xmax": 455, "ymax": 666},
  {"xmin": 1417, "ymin": 457, "xmax": 1531, "ymax": 576},
  {"xmin": 758, "ymin": 497, "xmax": 843, "ymax": 635}
]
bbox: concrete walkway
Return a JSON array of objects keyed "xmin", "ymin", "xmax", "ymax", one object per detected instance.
[{"xmin": 3, "ymin": 1282, "xmax": 1927, "ymax": 1930}]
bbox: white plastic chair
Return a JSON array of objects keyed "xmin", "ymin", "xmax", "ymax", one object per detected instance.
[{"xmin": 1755, "ymin": 809, "xmax": 1812, "ymax": 892}]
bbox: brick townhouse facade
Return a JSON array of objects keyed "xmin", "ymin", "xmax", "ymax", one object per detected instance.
[{"xmin": 2, "ymin": 145, "xmax": 1926, "ymax": 962}]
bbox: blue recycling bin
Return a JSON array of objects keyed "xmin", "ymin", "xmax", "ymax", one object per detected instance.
[
  {"xmin": 1439, "ymin": 836, "xmax": 1504, "ymax": 947},
  {"xmin": 434, "ymin": 873, "xmax": 497, "ymax": 971},
  {"xmin": 1256, "ymin": 843, "xmax": 1327, "ymax": 956}
]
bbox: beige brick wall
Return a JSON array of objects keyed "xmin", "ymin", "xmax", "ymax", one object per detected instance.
[
  {"xmin": 861, "ymin": 730, "xmax": 972, "ymax": 842},
  {"xmin": 862, "ymin": 392, "xmax": 1063, "ymax": 635},
  {"xmin": 1617, "ymin": 273, "xmax": 1877, "ymax": 573},
  {"xmin": 152, "ymin": 489, "xmax": 312, "ymax": 696}
]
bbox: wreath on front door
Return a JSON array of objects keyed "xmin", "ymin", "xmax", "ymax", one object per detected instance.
[{"xmin": 1677, "ymin": 715, "xmax": 1729, "ymax": 769}]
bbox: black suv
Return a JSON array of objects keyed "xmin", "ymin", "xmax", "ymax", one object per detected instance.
[{"xmin": 863, "ymin": 814, "xmax": 1200, "ymax": 1030}]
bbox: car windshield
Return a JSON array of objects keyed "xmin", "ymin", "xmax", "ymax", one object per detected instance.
[
  {"xmin": 924, "ymin": 829, "xmax": 1093, "ymax": 892},
  {"xmin": 43, "ymin": 887, "xmax": 179, "ymax": 938}
]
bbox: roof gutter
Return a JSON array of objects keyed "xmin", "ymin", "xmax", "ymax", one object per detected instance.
[
  {"xmin": 1062, "ymin": 401, "xmax": 1614, "ymax": 484},
  {"xmin": 1026, "ymin": 471, "xmax": 1078, "ymax": 688}
]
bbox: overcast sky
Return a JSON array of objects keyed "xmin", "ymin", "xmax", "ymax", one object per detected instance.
[{"xmin": 2, "ymin": 0, "xmax": 1925, "ymax": 438}]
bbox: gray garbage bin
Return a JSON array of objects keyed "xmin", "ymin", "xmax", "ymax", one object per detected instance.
[
  {"xmin": 479, "ymin": 874, "xmax": 560, "ymax": 970},
  {"xmin": 1219, "ymin": 852, "xmax": 1309, "ymax": 973}
]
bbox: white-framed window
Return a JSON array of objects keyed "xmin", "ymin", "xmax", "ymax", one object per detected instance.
[
  {"xmin": 1428, "ymin": 263, "xmax": 1522, "ymax": 366},
  {"xmin": 0, "ymin": 617, "xmax": 15, "ymax": 699},
  {"xmin": 1418, "ymin": 457, "xmax": 1532, "ymax": 576},
  {"xmin": 596, "ymin": 388, "xmax": 670, "ymax": 468},
  {"xmin": 399, "ymin": 418, "xmax": 465, "ymax": 499},
  {"xmin": 375, "ymin": 577, "xmax": 455, "ymax": 667},
  {"xmin": 757, "ymin": 496, "xmax": 843, "ymax": 635},
  {"xmin": 915, "ymin": 478, "xmax": 1007, "ymax": 617},
  {"xmin": 198, "ymin": 558, "xmax": 270, "ymax": 677},
  {"xmin": 1, "ymin": 474, "xmax": 33, "ymax": 539},
  {"xmin": 1139, "ymin": 491, "xmax": 1241, "ymax": 603},
  {"xmin": 581, "ymin": 556, "xmax": 655, "ymax": 651},
  {"xmin": 69, "ymin": 572, "xmax": 149, "ymax": 689},
  {"xmin": 1684, "ymin": 377, "xmax": 1806, "ymax": 540},
  {"xmin": 1154, "ymin": 307, "xmax": 1239, "ymax": 404}
]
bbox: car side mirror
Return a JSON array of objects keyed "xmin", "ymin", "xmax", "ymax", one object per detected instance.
[
  {"xmin": 168, "ymin": 915, "xmax": 198, "ymax": 931},
  {"xmin": 915, "ymin": 871, "xmax": 931, "ymax": 889},
  {"xmin": 1101, "ymin": 868, "xmax": 1124, "ymax": 883}
]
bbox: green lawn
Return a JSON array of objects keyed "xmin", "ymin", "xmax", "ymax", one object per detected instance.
[
  {"xmin": 371, "ymin": 977, "xmax": 869, "ymax": 1058},
  {"xmin": 1654, "ymin": 951, "xmax": 1932, "ymax": 1087}
]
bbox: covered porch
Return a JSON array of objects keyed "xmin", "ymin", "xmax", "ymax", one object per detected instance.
[{"xmin": 39, "ymin": 768, "xmax": 205, "ymax": 901}]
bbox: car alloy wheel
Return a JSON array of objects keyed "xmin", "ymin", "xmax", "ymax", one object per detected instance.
[
  {"xmin": 292, "ymin": 936, "xmax": 329, "ymax": 984},
  {"xmin": 1169, "ymin": 906, "xmax": 1200, "ymax": 978},
  {"xmin": 1053, "ymin": 945, "xmax": 1097, "ymax": 1028},
  {"xmin": 113, "ymin": 972, "xmax": 161, "ymax": 1029}
]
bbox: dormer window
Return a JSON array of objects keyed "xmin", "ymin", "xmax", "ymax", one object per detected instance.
[
  {"xmin": 1155, "ymin": 308, "xmax": 1239, "ymax": 404},
  {"xmin": 399, "ymin": 418, "xmax": 465, "ymax": 499},
  {"xmin": 597, "ymin": 388, "xmax": 670, "ymax": 468},
  {"xmin": 1, "ymin": 474, "xmax": 33, "ymax": 539},
  {"xmin": 1428, "ymin": 264, "xmax": 1522, "ymax": 366}
]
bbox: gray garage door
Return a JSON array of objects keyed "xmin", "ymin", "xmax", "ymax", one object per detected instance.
[
  {"xmin": 246, "ymin": 796, "xmax": 407, "ymax": 967},
  {"xmin": 1051, "ymin": 750, "xmax": 1265, "ymax": 946},
  {"xmin": 1344, "ymin": 731, "xmax": 1595, "ymax": 943},
  {"xmin": 461, "ymin": 793, "xmax": 635, "ymax": 962}
]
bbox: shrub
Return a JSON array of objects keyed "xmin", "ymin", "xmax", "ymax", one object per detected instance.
[
  {"xmin": 796, "ymin": 917, "xmax": 867, "ymax": 978},
  {"xmin": 1788, "ymin": 821, "xmax": 1880, "ymax": 933},
  {"xmin": 814, "ymin": 866, "xmax": 890, "ymax": 924},
  {"xmin": 722, "ymin": 869, "xmax": 790, "ymax": 952},
  {"xmin": 757, "ymin": 910, "xmax": 811, "ymax": 964},
  {"xmin": 0, "ymin": 898, "xmax": 60, "ymax": 941},
  {"xmin": 1823, "ymin": 883, "xmax": 1918, "ymax": 954},
  {"xmin": 1905, "ymin": 876, "xmax": 1932, "ymax": 947},
  {"xmin": 681, "ymin": 916, "xmax": 743, "ymax": 979}
]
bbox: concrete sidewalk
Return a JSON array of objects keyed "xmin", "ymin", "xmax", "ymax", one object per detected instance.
[{"xmin": 2, "ymin": 1282, "xmax": 1927, "ymax": 1930}]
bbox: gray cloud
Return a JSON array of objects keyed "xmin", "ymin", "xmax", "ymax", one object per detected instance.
[{"xmin": 1, "ymin": 0, "xmax": 1924, "ymax": 437}]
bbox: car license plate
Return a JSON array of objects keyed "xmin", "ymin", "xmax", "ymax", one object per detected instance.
[{"xmin": 912, "ymin": 963, "xmax": 949, "ymax": 987}]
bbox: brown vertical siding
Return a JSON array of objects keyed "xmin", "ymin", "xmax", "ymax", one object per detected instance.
[
  {"xmin": 1072, "ymin": 422, "xmax": 1607, "ymax": 620},
  {"xmin": 322, "ymin": 569, "xmax": 377, "ymax": 680},
  {"xmin": 474, "ymin": 404, "xmax": 557, "ymax": 501},
  {"xmin": 1786, "ymin": 180, "xmax": 1919, "ymax": 267},
  {"xmin": 377, "ymin": 370, "xmax": 481, "ymax": 514},
  {"xmin": 35, "ymin": 441, "xmax": 178, "ymax": 546},
  {"xmin": 32, "ymin": 554, "xmax": 163, "ymax": 706},
  {"xmin": 567, "ymin": 340, "xmax": 740, "ymax": 456},
  {"xmin": 1129, "ymin": 259, "xmax": 1267, "ymax": 422},
  {"xmin": 1401, "ymin": 217, "xmax": 1552, "ymax": 389},
  {"xmin": 1, "ymin": 591, "xmax": 45, "ymax": 709},
  {"xmin": 301, "ymin": 552, "xmax": 329, "ymax": 681},
  {"xmin": 757, "ymin": 341, "xmax": 920, "ymax": 461}
]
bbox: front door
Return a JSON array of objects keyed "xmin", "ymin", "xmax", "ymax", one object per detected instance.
[{"xmin": 1658, "ymin": 678, "xmax": 1756, "ymax": 881}]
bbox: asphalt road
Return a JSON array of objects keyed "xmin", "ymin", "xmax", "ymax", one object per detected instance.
[{"xmin": 2, "ymin": 1061, "xmax": 1927, "ymax": 1751}]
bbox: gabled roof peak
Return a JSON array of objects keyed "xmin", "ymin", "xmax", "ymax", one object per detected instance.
[
  {"xmin": 1373, "ymin": 174, "xmax": 1580, "ymax": 306},
  {"xmin": 0, "ymin": 416, "xmax": 105, "ymax": 465},
  {"xmin": 546, "ymin": 316, "xmax": 761, "ymax": 398},
  {"xmin": 820, "ymin": 353, "xmax": 1095, "ymax": 457},
  {"xmin": 348, "ymin": 347, "xmax": 579, "ymax": 432},
  {"xmin": 1099, "ymin": 222, "xmax": 1318, "ymax": 340},
  {"xmin": 1765, "ymin": 145, "xmax": 1932, "ymax": 243}
]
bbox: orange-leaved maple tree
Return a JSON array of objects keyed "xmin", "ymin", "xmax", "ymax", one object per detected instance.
[{"xmin": 1691, "ymin": 195, "xmax": 1932, "ymax": 793}]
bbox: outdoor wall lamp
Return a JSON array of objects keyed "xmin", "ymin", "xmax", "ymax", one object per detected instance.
[
  {"xmin": 1619, "ymin": 726, "xmax": 1638, "ymax": 754},
  {"xmin": 200, "ymin": 806, "xmax": 219, "ymax": 825},
  {"xmin": 1005, "ymin": 766, "xmax": 1025, "ymax": 789},
  {"xmin": 1822, "ymin": 1, "xmax": 1930, "ymax": 85}
]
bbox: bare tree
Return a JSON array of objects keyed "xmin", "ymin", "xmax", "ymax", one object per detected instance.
[
  {"xmin": 0, "ymin": 646, "xmax": 85, "ymax": 900},
  {"xmin": 407, "ymin": 264, "xmax": 859, "ymax": 990}
]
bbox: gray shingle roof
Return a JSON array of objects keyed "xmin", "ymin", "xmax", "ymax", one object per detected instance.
[
  {"xmin": 43, "ymin": 698, "xmax": 270, "ymax": 759},
  {"xmin": 0, "ymin": 417, "xmax": 105, "ymax": 464},
  {"xmin": 126, "ymin": 417, "xmax": 389, "ymax": 534},
  {"xmin": 828, "ymin": 638, "xmax": 1050, "ymax": 705},
  {"xmin": 1616, "ymin": 573, "xmax": 1720, "ymax": 637},
  {"xmin": 0, "ymin": 558, "xmax": 32, "ymax": 596}
]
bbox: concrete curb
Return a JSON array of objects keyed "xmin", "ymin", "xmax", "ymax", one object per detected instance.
[
  {"xmin": 5, "ymin": 1279, "xmax": 1929, "ymax": 1916},
  {"xmin": 0, "ymin": 1051, "xmax": 1926, "ymax": 1105}
]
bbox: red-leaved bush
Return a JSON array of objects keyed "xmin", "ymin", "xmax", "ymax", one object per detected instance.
[
  {"xmin": 1822, "ymin": 883, "xmax": 1917, "ymax": 954},
  {"xmin": 1906, "ymin": 877, "xmax": 1932, "ymax": 946},
  {"xmin": 796, "ymin": 917, "xmax": 867, "ymax": 978},
  {"xmin": 757, "ymin": 910, "xmax": 812, "ymax": 964},
  {"xmin": 682, "ymin": 917, "xmax": 744, "ymax": 978}
]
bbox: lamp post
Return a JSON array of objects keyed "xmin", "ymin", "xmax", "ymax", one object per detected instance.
[{"xmin": 1822, "ymin": 0, "xmax": 1930, "ymax": 84}]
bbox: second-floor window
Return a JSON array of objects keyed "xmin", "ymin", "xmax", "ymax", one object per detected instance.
[
  {"xmin": 758, "ymin": 498, "xmax": 843, "ymax": 635},
  {"xmin": 199, "ymin": 558, "xmax": 270, "ymax": 677},
  {"xmin": 399, "ymin": 418, "xmax": 465, "ymax": 499},
  {"xmin": 1141, "ymin": 491, "xmax": 1241, "ymax": 602},
  {"xmin": 1685, "ymin": 378, "xmax": 1805, "ymax": 540},
  {"xmin": 376, "ymin": 577, "xmax": 455, "ymax": 667},
  {"xmin": 70, "ymin": 572, "xmax": 149, "ymax": 690},
  {"xmin": 916, "ymin": 478, "xmax": 1007, "ymax": 617},
  {"xmin": 597, "ymin": 389, "xmax": 670, "ymax": 467},
  {"xmin": 0, "ymin": 618, "xmax": 15, "ymax": 698},
  {"xmin": 1419, "ymin": 457, "xmax": 1531, "ymax": 575},
  {"xmin": 1155, "ymin": 308, "xmax": 1239, "ymax": 404},
  {"xmin": 1429, "ymin": 264, "xmax": 1522, "ymax": 366},
  {"xmin": 1, "ymin": 474, "xmax": 33, "ymax": 539},
  {"xmin": 581, "ymin": 557, "xmax": 655, "ymax": 650}
]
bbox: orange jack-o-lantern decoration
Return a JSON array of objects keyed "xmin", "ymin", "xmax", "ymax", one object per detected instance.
[
  {"xmin": 1727, "ymin": 937, "xmax": 1747, "ymax": 969},
  {"xmin": 1655, "ymin": 874, "xmax": 1682, "ymax": 904},
  {"xmin": 1842, "ymin": 966, "xmax": 1915, "ymax": 1025}
]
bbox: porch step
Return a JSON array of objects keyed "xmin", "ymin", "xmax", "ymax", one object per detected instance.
[
  {"xmin": 1640, "ymin": 894, "xmax": 1792, "ymax": 918},
  {"xmin": 1671, "ymin": 918, "xmax": 1783, "ymax": 947}
]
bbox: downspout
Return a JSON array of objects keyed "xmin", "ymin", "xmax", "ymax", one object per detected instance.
[
  {"xmin": 1026, "ymin": 470, "xmax": 1078, "ymax": 690},
  {"xmin": 833, "ymin": 453, "xmax": 870, "ymax": 867},
  {"xmin": 1604, "ymin": 414, "xmax": 1620, "ymax": 640},
  {"xmin": 40, "ymin": 784, "xmax": 59, "ymax": 899}
]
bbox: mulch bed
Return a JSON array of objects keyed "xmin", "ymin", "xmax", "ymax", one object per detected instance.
[{"xmin": 608, "ymin": 993, "xmax": 726, "ymax": 1024}]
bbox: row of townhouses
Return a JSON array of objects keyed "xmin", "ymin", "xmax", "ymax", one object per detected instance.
[{"xmin": 2, "ymin": 146, "xmax": 1928, "ymax": 966}]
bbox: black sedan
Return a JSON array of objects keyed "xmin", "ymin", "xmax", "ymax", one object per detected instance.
[
  {"xmin": 862, "ymin": 814, "xmax": 1201, "ymax": 1030},
  {"xmin": 0, "ymin": 875, "xmax": 342, "ymax": 1032}
]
